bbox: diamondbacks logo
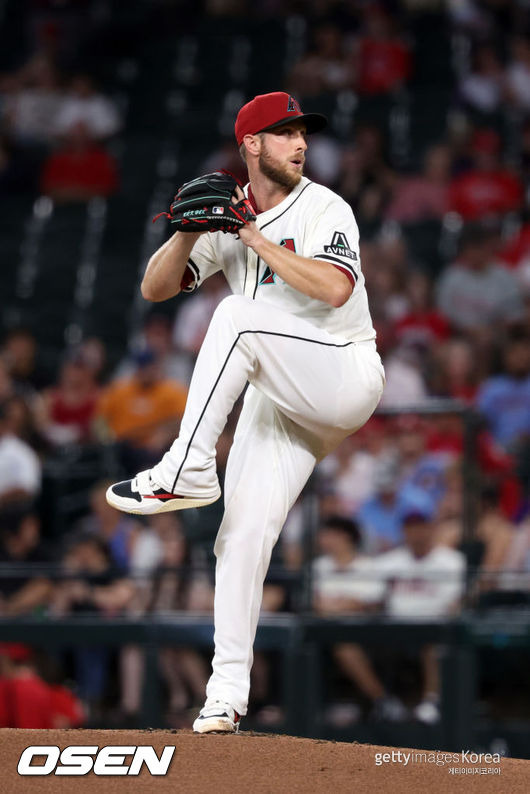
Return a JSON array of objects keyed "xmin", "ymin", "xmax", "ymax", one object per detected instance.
[
  {"xmin": 324, "ymin": 232, "xmax": 357, "ymax": 261},
  {"xmin": 259, "ymin": 239, "xmax": 296, "ymax": 285},
  {"xmin": 287, "ymin": 95, "xmax": 301, "ymax": 113},
  {"xmin": 260, "ymin": 265, "xmax": 275, "ymax": 285}
]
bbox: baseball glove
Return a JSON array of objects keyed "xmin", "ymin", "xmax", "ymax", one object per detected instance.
[{"xmin": 154, "ymin": 171, "xmax": 256, "ymax": 234}]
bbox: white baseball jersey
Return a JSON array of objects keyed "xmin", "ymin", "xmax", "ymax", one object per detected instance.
[
  {"xmin": 312, "ymin": 554, "xmax": 380, "ymax": 602},
  {"xmin": 181, "ymin": 177, "xmax": 376, "ymax": 343},
  {"xmin": 358, "ymin": 546, "xmax": 466, "ymax": 618}
]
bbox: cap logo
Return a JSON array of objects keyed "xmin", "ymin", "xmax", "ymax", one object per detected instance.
[{"xmin": 287, "ymin": 95, "xmax": 301, "ymax": 113}]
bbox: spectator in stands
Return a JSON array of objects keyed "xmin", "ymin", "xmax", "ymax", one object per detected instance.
[
  {"xmin": 0, "ymin": 644, "xmax": 84, "ymax": 728},
  {"xmin": 0, "ymin": 644, "xmax": 50, "ymax": 728},
  {"xmin": 394, "ymin": 271, "xmax": 451, "ymax": 351},
  {"xmin": 505, "ymin": 35, "xmax": 530, "ymax": 113},
  {"xmin": 0, "ymin": 502, "xmax": 52, "ymax": 616},
  {"xmin": 392, "ymin": 415, "xmax": 453, "ymax": 516},
  {"xmin": 362, "ymin": 506, "xmax": 465, "ymax": 723},
  {"xmin": 40, "ymin": 120, "xmax": 119, "ymax": 202},
  {"xmin": 318, "ymin": 434, "xmax": 380, "ymax": 517},
  {"xmin": 78, "ymin": 336, "xmax": 107, "ymax": 383},
  {"xmin": 1, "ymin": 394, "xmax": 41, "ymax": 450},
  {"xmin": 361, "ymin": 237, "xmax": 409, "ymax": 344},
  {"xmin": 438, "ymin": 484, "xmax": 515, "ymax": 595},
  {"xmin": 448, "ymin": 129, "xmax": 523, "ymax": 220},
  {"xmin": 39, "ymin": 349, "xmax": 99, "ymax": 446},
  {"xmin": 0, "ymin": 400, "xmax": 41, "ymax": 506},
  {"xmin": 337, "ymin": 125, "xmax": 395, "ymax": 216},
  {"xmin": 96, "ymin": 348, "xmax": 188, "ymax": 470},
  {"xmin": 116, "ymin": 313, "xmax": 192, "ymax": 386},
  {"xmin": 353, "ymin": 4, "xmax": 412, "ymax": 96},
  {"xmin": 51, "ymin": 534, "xmax": 134, "ymax": 715},
  {"xmin": 476, "ymin": 332, "xmax": 530, "ymax": 452},
  {"xmin": 201, "ymin": 138, "xmax": 248, "ymax": 186},
  {"xmin": 120, "ymin": 514, "xmax": 212, "ymax": 726},
  {"xmin": 3, "ymin": 56, "xmax": 64, "ymax": 146},
  {"xmin": 75, "ymin": 480, "xmax": 145, "ymax": 574},
  {"xmin": 430, "ymin": 337, "xmax": 480, "ymax": 402},
  {"xmin": 0, "ymin": 363, "xmax": 44, "ymax": 453},
  {"xmin": 330, "ymin": 506, "xmax": 464, "ymax": 724},
  {"xmin": 356, "ymin": 457, "xmax": 404, "ymax": 554},
  {"xmin": 379, "ymin": 341, "xmax": 428, "ymax": 407},
  {"xmin": 172, "ymin": 272, "xmax": 230, "ymax": 356},
  {"xmin": 287, "ymin": 23, "xmax": 351, "ymax": 99},
  {"xmin": 313, "ymin": 514, "xmax": 410, "ymax": 724},
  {"xmin": 53, "ymin": 74, "xmax": 121, "ymax": 140},
  {"xmin": 437, "ymin": 223, "xmax": 524, "ymax": 337},
  {"xmin": 458, "ymin": 43, "xmax": 505, "ymax": 116},
  {"xmin": 1, "ymin": 327, "xmax": 47, "ymax": 393},
  {"xmin": 304, "ymin": 134, "xmax": 343, "ymax": 189},
  {"xmin": 386, "ymin": 144, "xmax": 451, "ymax": 224}
]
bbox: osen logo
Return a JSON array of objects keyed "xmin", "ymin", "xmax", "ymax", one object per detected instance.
[{"xmin": 17, "ymin": 745, "xmax": 176, "ymax": 776}]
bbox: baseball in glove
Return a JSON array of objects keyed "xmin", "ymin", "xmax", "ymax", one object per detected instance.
[{"xmin": 154, "ymin": 171, "xmax": 256, "ymax": 234}]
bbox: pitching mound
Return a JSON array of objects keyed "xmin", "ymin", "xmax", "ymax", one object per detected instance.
[{"xmin": 1, "ymin": 728, "xmax": 527, "ymax": 793}]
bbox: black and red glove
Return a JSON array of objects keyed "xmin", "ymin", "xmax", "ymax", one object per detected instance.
[{"xmin": 155, "ymin": 171, "xmax": 256, "ymax": 234}]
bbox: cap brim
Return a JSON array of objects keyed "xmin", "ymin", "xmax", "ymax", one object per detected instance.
[{"xmin": 259, "ymin": 112, "xmax": 327, "ymax": 136}]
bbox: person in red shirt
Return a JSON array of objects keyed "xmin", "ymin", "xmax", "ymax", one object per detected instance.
[
  {"xmin": 395, "ymin": 271, "xmax": 451, "ymax": 351},
  {"xmin": 386, "ymin": 144, "xmax": 451, "ymax": 223},
  {"xmin": 354, "ymin": 5, "xmax": 411, "ymax": 95},
  {"xmin": 40, "ymin": 120, "xmax": 118, "ymax": 202},
  {"xmin": 39, "ymin": 350, "xmax": 100, "ymax": 446},
  {"xmin": 0, "ymin": 644, "xmax": 84, "ymax": 729},
  {"xmin": 448, "ymin": 129, "xmax": 523, "ymax": 221},
  {"xmin": 0, "ymin": 643, "xmax": 52, "ymax": 728}
]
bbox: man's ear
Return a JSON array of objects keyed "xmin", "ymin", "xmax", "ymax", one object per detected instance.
[{"xmin": 243, "ymin": 133, "xmax": 261, "ymax": 158}]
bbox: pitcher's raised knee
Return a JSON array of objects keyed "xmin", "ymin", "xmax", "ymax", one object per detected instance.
[{"xmin": 212, "ymin": 294, "xmax": 258, "ymax": 330}]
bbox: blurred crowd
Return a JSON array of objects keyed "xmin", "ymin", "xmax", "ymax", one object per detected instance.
[{"xmin": 1, "ymin": 0, "xmax": 530, "ymax": 729}]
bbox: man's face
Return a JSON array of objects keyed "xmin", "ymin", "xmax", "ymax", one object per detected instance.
[
  {"xmin": 258, "ymin": 122, "xmax": 307, "ymax": 190},
  {"xmin": 318, "ymin": 527, "xmax": 354, "ymax": 557},
  {"xmin": 403, "ymin": 518, "xmax": 433, "ymax": 557},
  {"xmin": 505, "ymin": 341, "xmax": 530, "ymax": 377}
]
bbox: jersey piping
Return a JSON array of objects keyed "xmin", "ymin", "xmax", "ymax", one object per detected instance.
[
  {"xmin": 258, "ymin": 181, "xmax": 313, "ymax": 232},
  {"xmin": 315, "ymin": 253, "xmax": 358, "ymax": 281}
]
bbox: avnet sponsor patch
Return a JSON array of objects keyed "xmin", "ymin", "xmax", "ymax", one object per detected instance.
[{"xmin": 324, "ymin": 232, "xmax": 357, "ymax": 261}]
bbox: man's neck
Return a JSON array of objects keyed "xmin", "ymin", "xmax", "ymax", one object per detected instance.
[{"xmin": 248, "ymin": 168, "xmax": 296, "ymax": 213}]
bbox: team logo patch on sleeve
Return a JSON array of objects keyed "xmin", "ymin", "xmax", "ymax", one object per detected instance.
[{"xmin": 324, "ymin": 232, "xmax": 357, "ymax": 261}]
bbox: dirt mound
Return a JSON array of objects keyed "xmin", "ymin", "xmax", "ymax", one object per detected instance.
[{"xmin": 1, "ymin": 728, "xmax": 527, "ymax": 793}]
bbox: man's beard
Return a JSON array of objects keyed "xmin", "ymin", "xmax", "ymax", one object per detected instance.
[{"xmin": 258, "ymin": 145, "xmax": 302, "ymax": 190}]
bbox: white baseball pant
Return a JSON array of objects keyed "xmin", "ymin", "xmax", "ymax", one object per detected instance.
[{"xmin": 152, "ymin": 295, "xmax": 384, "ymax": 714}]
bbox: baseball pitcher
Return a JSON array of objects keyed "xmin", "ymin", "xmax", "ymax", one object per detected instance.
[{"xmin": 107, "ymin": 92, "xmax": 385, "ymax": 732}]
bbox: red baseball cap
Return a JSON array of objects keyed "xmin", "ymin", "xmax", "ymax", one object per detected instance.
[{"xmin": 235, "ymin": 91, "xmax": 327, "ymax": 146}]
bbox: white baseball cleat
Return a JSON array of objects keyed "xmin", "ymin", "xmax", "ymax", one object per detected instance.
[
  {"xmin": 192, "ymin": 700, "xmax": 241, "ymax": 734},
  {"xmin": 106, "ymin": 469, "xmax": 221, "ymax": 515}
]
